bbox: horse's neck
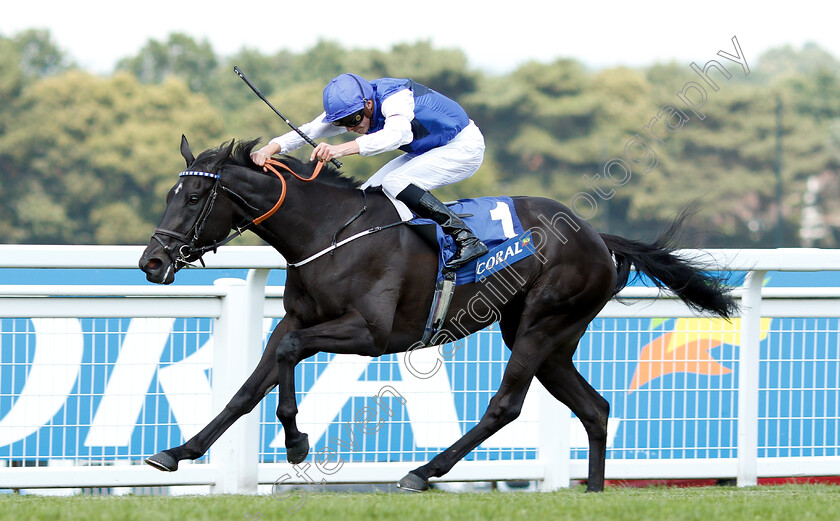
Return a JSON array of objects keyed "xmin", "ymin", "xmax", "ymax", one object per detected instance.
[{"xmin": 237, "ymin": 169, "xmax": 381, "ymax": 262}]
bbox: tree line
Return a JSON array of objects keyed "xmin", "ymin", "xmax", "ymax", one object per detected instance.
[{"xmin": 2, "ymin": 29, "xmax": 839, "ymax": 247}]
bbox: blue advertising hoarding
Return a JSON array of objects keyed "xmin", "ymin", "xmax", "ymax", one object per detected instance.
[{"xmin": 1, "ymin": 269, "xmax": 838, "ymax": 466}]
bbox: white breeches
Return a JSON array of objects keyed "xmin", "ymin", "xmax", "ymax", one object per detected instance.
[{"xmin": 359, "ymin": 120, "xmax": 486, "ymax": 199}]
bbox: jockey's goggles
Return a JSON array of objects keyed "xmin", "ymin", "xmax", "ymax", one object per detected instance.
[{"xmin": 332, "ymin": 108, "xmax": 365, "ymax": 128}]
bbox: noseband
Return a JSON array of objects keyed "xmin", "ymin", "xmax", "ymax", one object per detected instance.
[{"xmin": 152, "ymin": 158, "xmax": 324, "ymax": 269}]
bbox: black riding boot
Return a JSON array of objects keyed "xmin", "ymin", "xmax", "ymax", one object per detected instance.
[{"xmin": 397, "ymin": 184, "xmax": 489, "ymax": 269}]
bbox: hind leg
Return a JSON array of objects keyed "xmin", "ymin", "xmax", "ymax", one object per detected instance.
[
  {"xmin": 398, "ymin": 317, "xmax": 598, "ymax": 492},
  {"xmin": 398, "ymin": 243, "xmax": 616, "ymax": 490},
  {"xmin": 536, "ymin": 348, "xmax": 610, "ymax": 492},
  {"xmin": 399, "ymin": 347, "xmax": 538, "ymax": 491},
  {"xmin": 398, "ymin": 299, "xmax": 599, "ymax": 491}
]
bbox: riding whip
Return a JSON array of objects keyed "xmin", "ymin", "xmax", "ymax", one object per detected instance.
[{"xmin": 233, "ymin": 66, "xmax": 342, "ymax": 168}]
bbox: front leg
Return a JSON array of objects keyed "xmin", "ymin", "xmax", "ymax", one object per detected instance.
[
  {"xmin": 274, "ymin": 308, "xmax": 384, "ymax": 463},
  {"xmin": 146, "ymin": 318, "xmax": 300, "ymax": 471}
]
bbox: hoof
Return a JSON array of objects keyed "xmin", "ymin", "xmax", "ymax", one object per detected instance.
[
  {"xmin": 397, "ymin": 472, "xmax": 429, "ymax": 492},
  {"xmin": 584, "ymin": 481, "xmax": 604, "ymax": 493},
  {"xmin": 286, "ymin": 434, "xmax": 309, "ymax": 464},
  {"xmin": 145, "ymin": 450, "xmax": 178, "ymax": 472}
]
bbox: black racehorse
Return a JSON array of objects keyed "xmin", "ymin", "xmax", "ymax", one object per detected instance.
[{"xmin": 139, "ymin": 136, "xmax": 737, "ymax": 492}]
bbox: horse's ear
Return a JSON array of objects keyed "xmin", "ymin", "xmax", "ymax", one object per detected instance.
[
  {"xmin": 180, "ymin": 134, "xmax": 195, "ymax": 167},
  {"xmin": 208, "ymin": 139, "xmax": 236, "ymax": 173}
]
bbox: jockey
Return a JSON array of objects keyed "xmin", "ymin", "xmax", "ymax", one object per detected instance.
[{"xmin": 251, "ymin": 73, "xmax": 489, "ymax": 269}]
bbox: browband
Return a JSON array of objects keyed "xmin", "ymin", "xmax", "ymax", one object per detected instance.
[{"xmin": 179, "ymin": 171, "xmax": 220, "ymax": 179}]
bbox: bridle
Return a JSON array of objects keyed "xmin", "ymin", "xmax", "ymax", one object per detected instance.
[{"xmin": 151, "ymin": 158, "xmax": 324, "ymax": 270}]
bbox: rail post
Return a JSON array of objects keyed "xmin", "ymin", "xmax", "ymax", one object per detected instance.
[
  {"xmin": 538, "ymin": 381, "xmax": 571, "ymax": 490},
  {"xmin": 737, "ymin": 269, "xmax": 766, "ymax": 486},
  {"xmin": 210, "ymin": 270, "xmax": 269, "ymax": 494}
]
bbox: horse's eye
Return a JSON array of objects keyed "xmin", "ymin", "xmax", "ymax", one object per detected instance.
[{"xmin": 188, "ymin": 194, "xmax": 201, "ymax": 205}]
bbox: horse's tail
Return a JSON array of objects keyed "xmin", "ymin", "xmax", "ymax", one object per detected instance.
[{"xmin": 599, "ymin": 213, "xmax": 738, "ymax": 319}]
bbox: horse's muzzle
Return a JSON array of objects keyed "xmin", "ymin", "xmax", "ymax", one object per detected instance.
[{"xmin": 139, "ymin": 245, "xmax": 176, "ymax": 285}]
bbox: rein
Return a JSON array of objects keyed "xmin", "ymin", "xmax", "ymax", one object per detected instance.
[
  {"xmin": 239, "ymin": 158, "xmax": 409, "ymax": 269},
  {"xmin": 153, "ymin": 158, "xmax": 323, "ymax": 269},
  {"xmin": 154, "ymin": 156, "xmax": 403, "ymax": 270},
  {"xmin": 260, "ymin": 158, "xmax": 410, "ymax": 268},
  {"xmin": 254, "ymin": 158, "xmax": 324, "ymax": 224}
]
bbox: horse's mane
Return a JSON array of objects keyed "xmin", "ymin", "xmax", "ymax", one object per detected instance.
[{"xmin": 196, "ymin": 138, "xmax": 363, "ymax": 190}]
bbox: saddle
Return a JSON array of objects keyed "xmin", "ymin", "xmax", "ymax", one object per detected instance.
[
  {"xmin": 406, "ymin": 196, "xmax": 530, "ymax": 285},
  {"xmin": 402, "ymin": 196, "xmax": 536, "ymax": 346}
]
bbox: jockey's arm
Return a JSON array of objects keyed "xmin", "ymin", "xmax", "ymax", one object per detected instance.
[
  {"xmin": 310, "ymin": 89, "xmax": 416, "ymax": 163},
  {"xmin": 356, "ymin": 88, "xmax": 415, "ymax": 156},
  {"xmin": 251, "ymin": 113, "xmax": 345, "ymax": 166}
]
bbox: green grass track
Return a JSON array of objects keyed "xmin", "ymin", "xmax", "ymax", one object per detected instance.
[{"xmin": 1, "ymin": 484, "xmax": 839, "ymax": 521}]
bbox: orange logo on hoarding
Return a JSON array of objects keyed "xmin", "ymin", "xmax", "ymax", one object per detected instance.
[{"xmin": 629, "ymin": 318, "xmax": 772, "ymax": 392}]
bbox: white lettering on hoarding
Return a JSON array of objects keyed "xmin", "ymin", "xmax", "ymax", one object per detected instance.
[
  {"xmin": 85, "ymin": 318, "xmax": 175, "ymax": 446},
  {"xmin": 0, "ymin": 319, "xmax": 84, "ymax": 446}
]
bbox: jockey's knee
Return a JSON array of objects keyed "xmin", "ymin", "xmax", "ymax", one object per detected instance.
[{"xmin": 381, "ymin": 178, "xmax": 414, "ymax": 200}]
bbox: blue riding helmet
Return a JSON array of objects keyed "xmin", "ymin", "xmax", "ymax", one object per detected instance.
[{"xmin": 322, "ymin": 73, "xmax": 374, "ymax": 124}]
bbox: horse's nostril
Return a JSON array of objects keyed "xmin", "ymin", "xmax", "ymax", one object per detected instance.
[{"xmin": 146, "ymin": 258, "xmax": 162, "ymax": 271}]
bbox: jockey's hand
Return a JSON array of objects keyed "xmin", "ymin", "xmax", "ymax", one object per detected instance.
[
  {"xmin": 251, "ymin": 144, "xmax": 280, "ymax": 167},
  {"xmin": 310, "ymin": 141, "xmax": 360, "ymax": 163},
  {"xmin": 310, "ymin": 143, "xmax": 339, "ymax": 162}
]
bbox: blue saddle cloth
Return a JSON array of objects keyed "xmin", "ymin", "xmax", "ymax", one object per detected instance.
[{"xmin": 409, "ymin": 196, "xmax": 531, "ymax": 285}]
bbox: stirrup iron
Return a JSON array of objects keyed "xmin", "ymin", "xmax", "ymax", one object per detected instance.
[{"xmin": 419, "ymin": 270, "xmax": 456, "ymax": 347}]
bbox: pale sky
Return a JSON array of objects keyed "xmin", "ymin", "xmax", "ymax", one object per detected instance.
[{"xmin": 1, "ymin": 1, "xmax": 837, "ymax": 75}]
